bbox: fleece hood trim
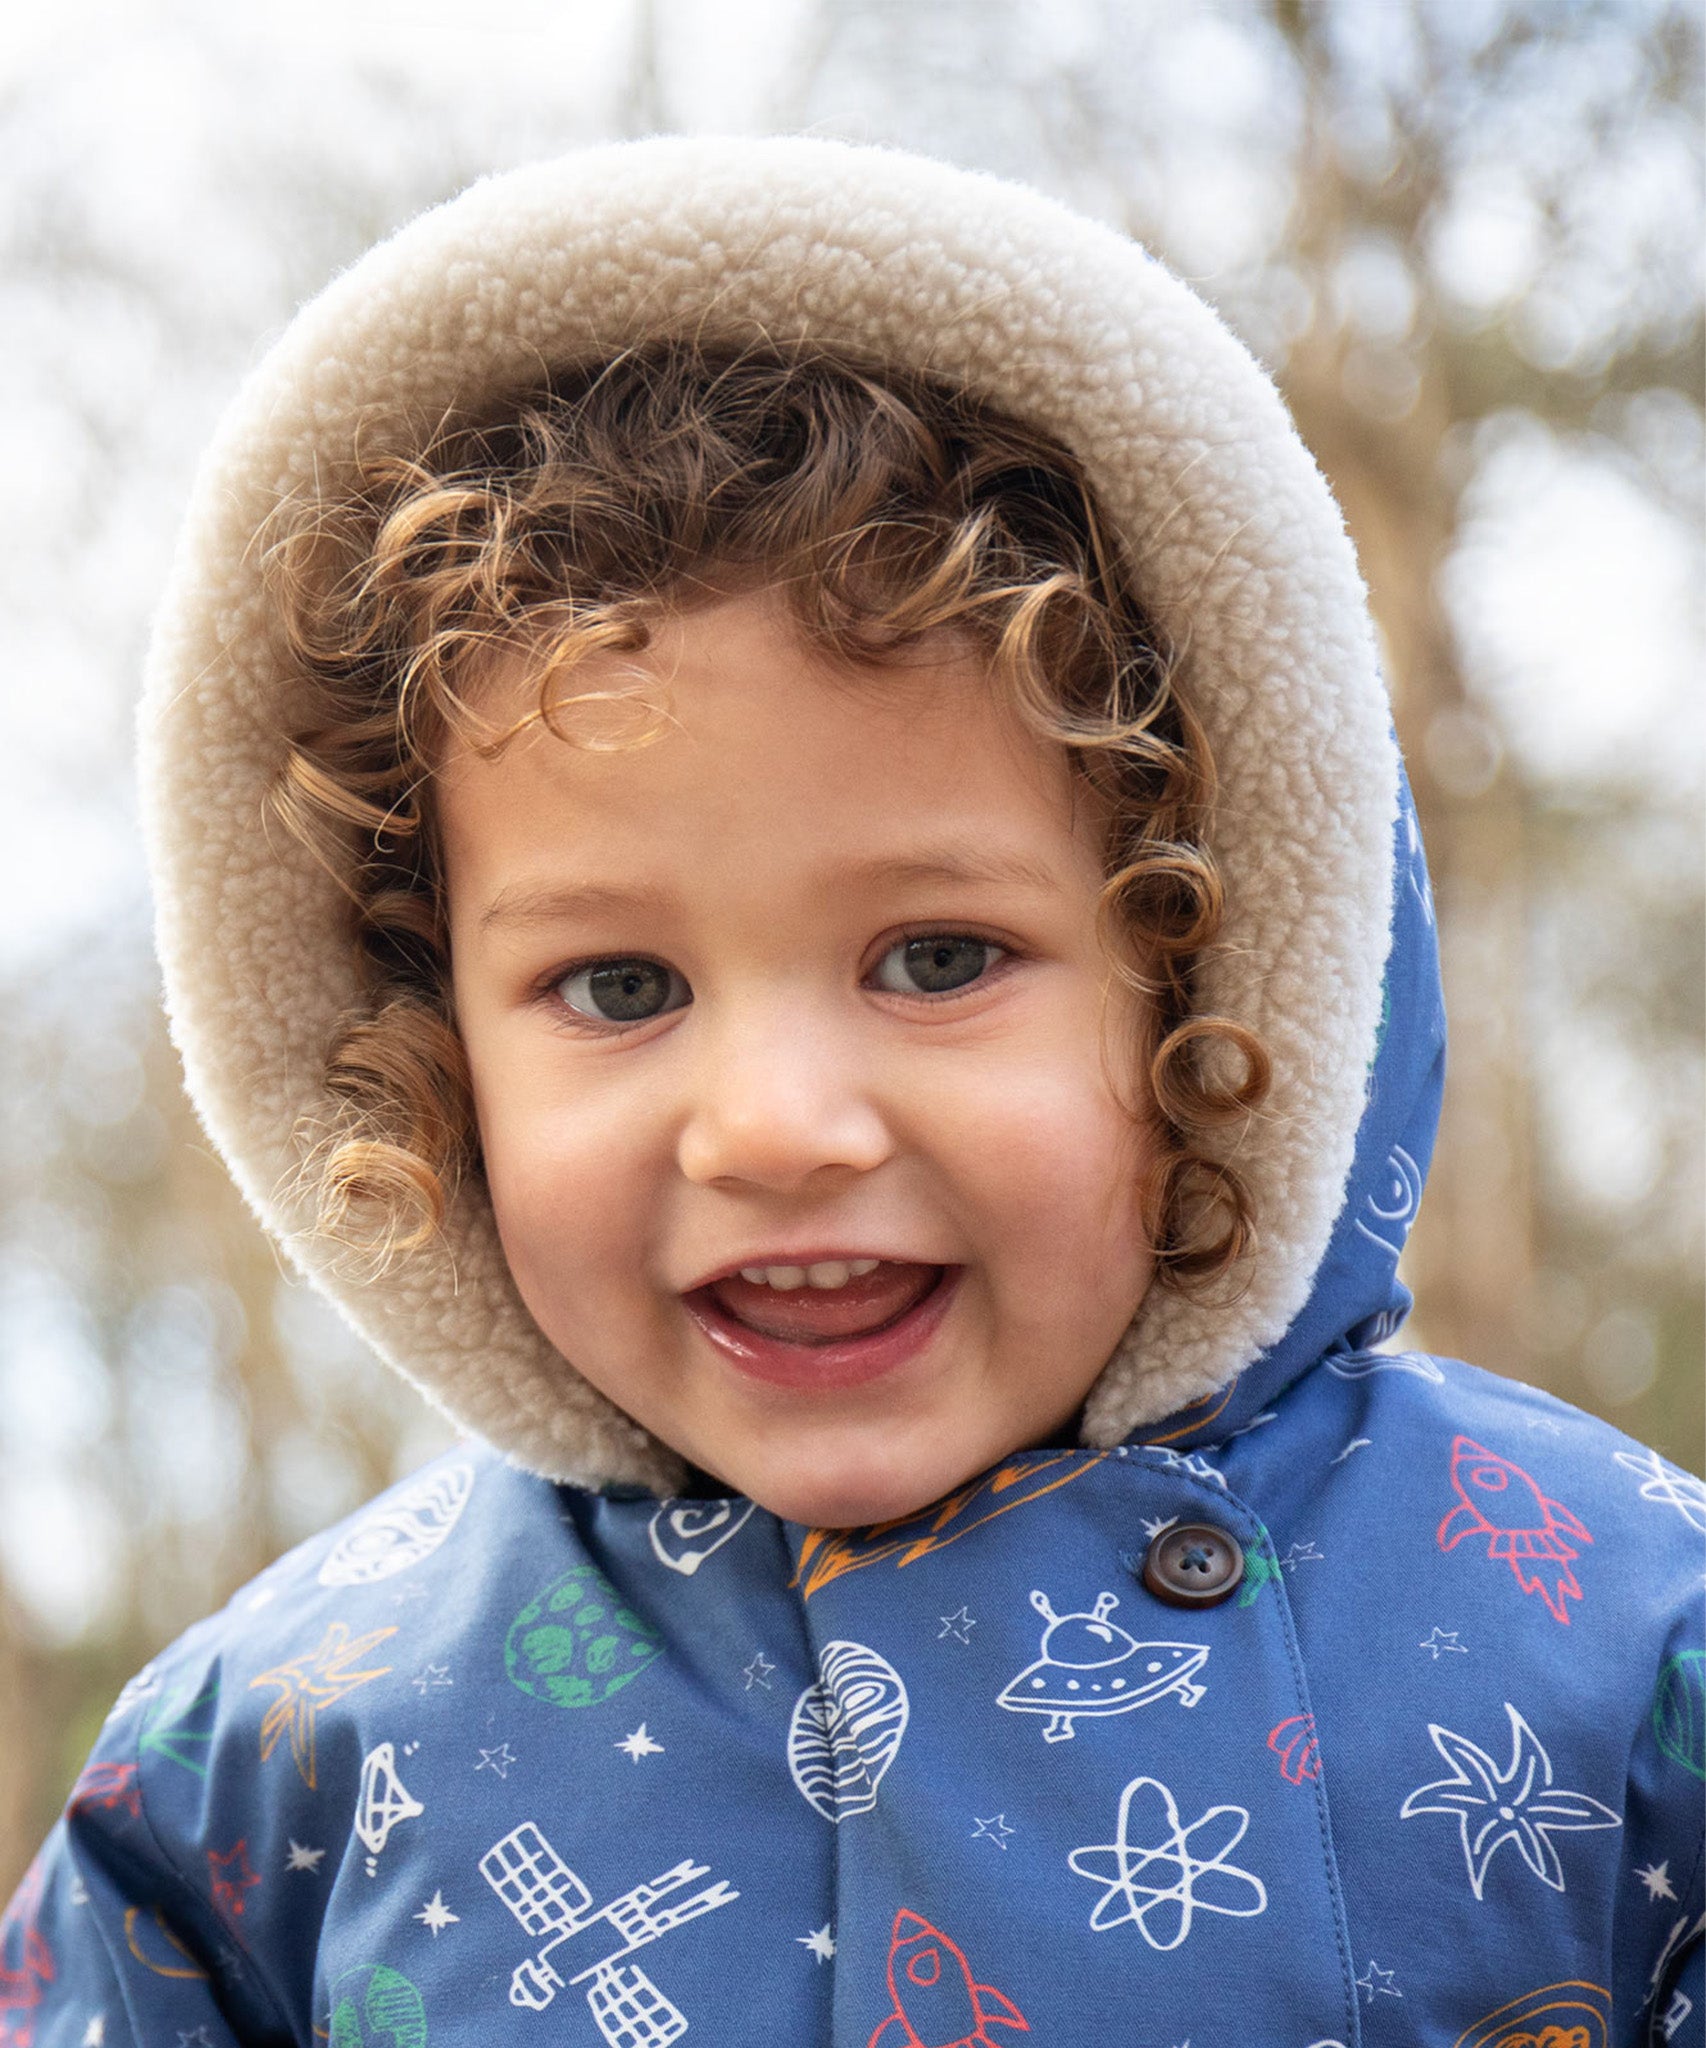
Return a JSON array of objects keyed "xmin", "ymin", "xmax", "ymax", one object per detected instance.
[{"xmin": 140, "ymin": 136, "xmax": 1406, "ymax": 1493}]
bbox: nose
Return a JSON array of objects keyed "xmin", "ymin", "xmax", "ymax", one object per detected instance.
[{"xmin": 675, "ymin": 1004, "xmax": 894, "ymax": 1192}]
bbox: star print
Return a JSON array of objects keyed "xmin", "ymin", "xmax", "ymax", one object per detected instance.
[
  {"xmin": 82, "ymin": 2020, "xmax": 104, "ymax": 2047},
  {"xmin": 1150, "ymin": 1448, "xmax": 1227, "ymax": 1488},
  {"xmin": 742, "ymin": 1652, "xmax": 776, "ymax": 1690},
  {"xmin": 284, "ymin": 1839, "xmax": 326, "ymax": 1873},
  {"xmin": 972, "ymin": 1814, "xmax": 1015, "ymax": 1850},
  {"xmin": 937, "ymin": 1607, "xmax": 977, "ymax": 1643},
  {"xmin": 411, "ymin": 1663, "xmax": 453, "ymax": 1695},
  {"xmin": 1419, "ymin": 1627, "xmax": 1467, "ymax": 1659},
  {"xmin": 392, "ymin": 1581, "xmax": 430, "ymax": 1605},
  {"xmin": 1638, "ymin": 1861, "xmax": 1678, "ymax": 1901},
  {"xmin": 1069, "ymin": 1775, "xmax": 1266, "ymax": 1950},
  {"xmin": 178, "ymin": 2030, "xmax": 217, "ymax": 2047},
  {"xmin": 1330, "ymin": 1437, "xmax": 1373, "ymax": 1465},
  {"xmin": 1400, "ymin": 1701, "xmax": 1621, "ymax": 1897},
  {"xmin": 1356, "ymin": 1959, "xmax": 1401, "ymax": 2002},
  {"xmin": 415, "ymin": 1889, "xmax": 459, "ymax": 1935},
  {"xmin": 797, "ymin": 1924, "xmax": 836, "ymax": 1962},
  {"xmin": 616, "ymin": 1724, "xmax": 665, "ymax": 1761},
  {"xmin": 207, "ymin": 1840, "xmax": 260, "ymax": 1920},
  {"xmin": 1139, "ymin": 1513, "xmax": 1178, "ymax": 1541},
  {"xmin": 1280, "ymin": 1541, "xmax": 1323, "ymax": 1570},
  {"xmin": 248, "ymin": 1621, "xmax": 396, "ymax": 1789},
  {"xmin": 68, "ymin": 1875, "xmax": 89, "ymax": 1906},
  {"xmin": 475, "ymin": 1743, "xmax": 518, "ymax": 1778}
]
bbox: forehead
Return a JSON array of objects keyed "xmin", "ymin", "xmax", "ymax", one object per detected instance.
[{"xmin": 436, "ymin": 592, "xmax": 1101, "ymax": 904}]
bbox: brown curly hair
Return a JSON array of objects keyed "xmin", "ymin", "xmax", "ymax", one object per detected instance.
[{"xmin": 264, "ymin": 339, "xmax": 1268, "ymax": 1291}]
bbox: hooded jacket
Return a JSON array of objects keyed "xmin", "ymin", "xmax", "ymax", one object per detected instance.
[{"xmin": 4, "ymin": 138, "xmax": 1701, "ymax": 2047}]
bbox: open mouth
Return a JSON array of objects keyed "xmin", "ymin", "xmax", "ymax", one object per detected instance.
[{"xmin": 681, "ymin": 1260, "xmax": 959, "ymax": 1390}]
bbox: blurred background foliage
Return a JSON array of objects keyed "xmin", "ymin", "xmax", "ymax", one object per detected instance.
[{"xmin": 1, "ymin": 0, "xmax": 1700, "ymax": 1878}]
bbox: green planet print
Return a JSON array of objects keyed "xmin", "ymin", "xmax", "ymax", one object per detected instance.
[
  {"xmin": 1654, "ymin": 1649, "xmax": 1706, "ymax": 1782},
  {"xmin": 328, "ymin": 1963, "xmax": 427, "ymax": 2048},
  {"xmin": 505, "ymin": 1563, "xmax": 662, "ymax": 1710}
]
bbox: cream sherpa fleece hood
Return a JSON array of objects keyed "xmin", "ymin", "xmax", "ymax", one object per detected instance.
[{"xmin": 139, "ymin": 136, "xmax": 1401, "ymax": 1495}]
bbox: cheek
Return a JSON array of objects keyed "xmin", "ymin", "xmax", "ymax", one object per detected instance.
[
  {"xmin": 930, "ymin": 1050, "xmax": 1151, "ymax": 1261},
  {"xmin": 476, "ymin": 1082, "xmax": 661, "ymax": 1314}
]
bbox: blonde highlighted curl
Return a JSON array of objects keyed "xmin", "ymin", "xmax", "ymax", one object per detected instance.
[{"xmin": 265, "ymin": 341, "xmax": 1269, "ymax": 1293}]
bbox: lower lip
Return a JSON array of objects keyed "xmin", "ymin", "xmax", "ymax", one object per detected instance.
[{"xmin": 681, "ymin": 1267, "xmax": 962, "ymax": 1392}]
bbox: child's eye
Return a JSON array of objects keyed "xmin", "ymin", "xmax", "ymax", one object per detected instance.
[
  {"xmin": 555, "ymin": 957, "xmax": 691, "ymax": 1025},
  {"xmin": 871, "ymin": 934, "xmax": 1005, "ymax": 997}
]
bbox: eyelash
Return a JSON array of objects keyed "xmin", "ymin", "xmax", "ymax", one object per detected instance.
[{"xmin": 537, "ymin": 928, "xmax": 1017, "ymax": 1033}]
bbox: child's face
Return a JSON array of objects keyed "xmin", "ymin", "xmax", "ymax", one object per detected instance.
[{"xmin": 439, "ymin": 591, "xmax": 1155, "ymax": 1527}]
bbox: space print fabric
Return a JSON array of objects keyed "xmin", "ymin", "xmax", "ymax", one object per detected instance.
[
  {"xmin": 6, "ymin": 1390, "xmax": 1704, "ymax": 2048},
  {"xmin": 5, "ymin": 807, "xmax": 1703, "ymax": 2043}
]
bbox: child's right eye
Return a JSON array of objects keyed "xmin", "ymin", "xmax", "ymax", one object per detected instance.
[{"xmin": 555, "ymin": 958, "xmax": 692, "ymax": 1025}]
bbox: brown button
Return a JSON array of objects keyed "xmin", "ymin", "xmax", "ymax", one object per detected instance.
[{"xmin": 1140, "ymin": 1522, "xmax": 1245, "ymax": 1608}]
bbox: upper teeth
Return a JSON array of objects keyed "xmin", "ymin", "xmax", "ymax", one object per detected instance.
[{"xmin": 737, "ymin": 1259, "xmax": 881, "ymax": 1290}]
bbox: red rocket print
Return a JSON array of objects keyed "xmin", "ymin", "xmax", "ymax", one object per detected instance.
[
  {"xmin": 868, "ymin": 1910, "xmax": 1030, "ymax": 2048},
  {"xmin": 69, "ymin": 1759, "xmax": 143, "ymax": 1820},
  {"xmin": 1437, "ymin": 1437, "xmax": 1593, "ymax": 1625},
  {"xmin": 1267, "ymin": 1712, "xmax": 1321, "ymax": 1784},
  {"xmin": 0, "ymin": 1860, "xmax": 53, "ymax": 2048}
]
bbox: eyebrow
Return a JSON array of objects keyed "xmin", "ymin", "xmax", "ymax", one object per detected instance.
[
  {"xmin": 478, "ymin": 880, "xmax": 672, "ymax": 936},
  {"xmin": 475, "ymin": 842, "xmax": 1066, "ymax": 937},
  {"xmin": 840, "ymin": 846, "xmax": 1067, "ymax": 895}
]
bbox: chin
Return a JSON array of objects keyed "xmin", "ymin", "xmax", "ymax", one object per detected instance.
[{"xmin": 738, "ymin": 1441, "xmax": 988, "ymax": 1532}]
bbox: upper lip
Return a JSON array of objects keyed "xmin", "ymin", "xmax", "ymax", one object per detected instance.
[{"xmin": 680, "ymin": 1251, "xmax": 949, "ymax": 1293}]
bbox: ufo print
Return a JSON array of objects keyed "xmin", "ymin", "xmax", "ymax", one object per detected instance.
[{"xmin": 998, "ymin": 1591, "xmax": 1208, "ymax": 1744}]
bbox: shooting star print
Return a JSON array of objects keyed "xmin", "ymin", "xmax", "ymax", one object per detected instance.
[
  {"xmin": 247, "ymin": 1623, "xmax": 396, "ymax": 1789},
  {"xmin": 1400, "ymin": 1701, "xmax": 1620, "ymax": 1897}
]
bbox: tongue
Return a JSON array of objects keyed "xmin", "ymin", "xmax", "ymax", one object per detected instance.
[{"xmin": 708, "ymin": 1263, "xmax": 940, "ymax": 1345}]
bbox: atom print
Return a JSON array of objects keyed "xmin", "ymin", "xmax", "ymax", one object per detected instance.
[
  {"xmin": 1067, "ymin": 1775, "xmax": 1267, "ymax": 1951},
  {"xmin": 1614, "ymin": 1446, "xmax": 1706, "ymax": 1536}
]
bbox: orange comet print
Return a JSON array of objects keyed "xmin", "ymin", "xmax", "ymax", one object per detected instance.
[
  {"xmin": 249, "ymin": 1621, "xmax": 397, "ymax": 1788},
  {"xmin": 1437, "ymin": 1438, "xmax": 1593, "ymax": 1625},
  {"xmin": 868, "ymin": 1910, "xmax": 1029, "ymax": 2048}
]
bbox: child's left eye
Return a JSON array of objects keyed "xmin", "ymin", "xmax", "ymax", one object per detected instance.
[{"xmin": 871, "ymin": 935, "xmax": 1005, "ymax": 997}]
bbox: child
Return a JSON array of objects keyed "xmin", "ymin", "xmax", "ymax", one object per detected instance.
[{"xmin": 4, "ymin": 138, "xmax": 1700, "ymax": 2045}]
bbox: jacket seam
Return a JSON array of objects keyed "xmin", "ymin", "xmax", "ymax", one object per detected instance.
[
  {"xmin": 1169, "ymin": 1462, "xmax": 1362, "ymax": 2048},
  {"xmin": 131, "ymin": 1677, "xmax": 299, "ymax": 2045}
]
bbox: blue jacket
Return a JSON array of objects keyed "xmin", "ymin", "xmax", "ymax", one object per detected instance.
[{"xmin": 5, "ymin": 782, "xmax": 1702, "ymax": 2046}]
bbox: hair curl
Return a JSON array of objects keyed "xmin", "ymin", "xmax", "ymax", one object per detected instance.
[{"xmin": 264, "ymin": 340, "xmax": 1268, "ymax": 1293}]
